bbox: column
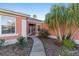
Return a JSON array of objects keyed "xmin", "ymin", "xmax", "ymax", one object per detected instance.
[
  {"xmin": 0, "ymin": 15, "xmax": 1, "ymax": 35},
  {"xmin": 36, "ymin": 25, "xmax": 38, "ymax": 35},
  {"xmin": 22, "ymin": 19, "xmax": 27, "ymax": 41}
]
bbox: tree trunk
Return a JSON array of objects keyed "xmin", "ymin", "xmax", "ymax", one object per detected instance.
[
  {"xmin": 71, "ymin": 29, "xmax": 79, "ymax": 39},
  {"xmin": 56, "ymin": 18, "xmax": 62, "ymax": 41},
  {"xmin": 58, "ymin": 29, "xmax": 62, "ymax": 41}
]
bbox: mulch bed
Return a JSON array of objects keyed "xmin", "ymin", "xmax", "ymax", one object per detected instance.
[
  {"xmin": 38, "ymin": 37, "xmax": 79, "ymax": 56},
  {"xmin": 0, "ymin": 37, "xmax": 33, "ymax": 56},
  {"xmin": 38, "ymin": 37, "xmax": 60, "ymax": 56}
]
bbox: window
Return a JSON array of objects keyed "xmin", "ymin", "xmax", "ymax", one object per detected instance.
[{"xmin": 1, "ymin": 15, "xmax": 16, "ymax": 34}]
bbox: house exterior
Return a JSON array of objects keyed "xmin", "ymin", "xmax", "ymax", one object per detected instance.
[
  {"xmin": 42, "ymin": 23, "xmax": 79, "ymax": 44},
  {"xmin": 1, "ymin": 8, "xmax": 79, "ymax": 45},
  {"xmin": 26, "ymin": 17, "xmax": 43, "ymax": 36},
  {"xmin": 0, "ymin": 9, "xmax": 42, "ymax": 45}
]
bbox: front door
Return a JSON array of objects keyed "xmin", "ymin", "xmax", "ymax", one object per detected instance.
[{"xmin": 29, "ymin": 24, "xmax": 36, "ymax": 35}]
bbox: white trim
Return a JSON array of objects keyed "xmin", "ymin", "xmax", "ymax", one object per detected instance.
[
  {"xmin": 0, "ymin": 8, "xmax": 29, "ymax": 17},
  {"xmin": 48, "ymin": 35, "xmax": 57, "ymax": 39},
  {"xmin": 0, "ymin": 34, "xmax": 18, "ymax": 37},
  {"xmin": 27, "ymin": 20, "xmax": 42, "ymax": 25},
  {"xmin": 22, "ymin": 19, "xmax": 27, "ymax": 37},
  {"xmin": 21, "ymin": 19, "xmax": 27, "ymax": 42}
]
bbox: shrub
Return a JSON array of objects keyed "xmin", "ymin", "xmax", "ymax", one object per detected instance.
[
  {"xmin": 17, "ymin": 36, "xmax": 27, "ymax": 48},
  {"xmin": 0, "ymin": 39, "xmax": 5, "ymax": 46},
  {"xmin": 59, "ymin": 46, "xmax": 74, "ymax": 56},
  {"xmin": 63, "ymin": 38, "xmax": 76, "ymax": 49},
  {"xmin": 39, "ymin": 30, "xmax": 49, "ymax": 38}
]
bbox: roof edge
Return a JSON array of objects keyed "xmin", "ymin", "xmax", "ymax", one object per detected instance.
[{"xmin": 0, "ymin": 8, "xmax": 30, "ymax": 17}]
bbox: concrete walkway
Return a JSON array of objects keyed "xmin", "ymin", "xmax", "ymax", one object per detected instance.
[{"xmin": 30, "ymin": 36, "xmax": 46, "ymax": 56}]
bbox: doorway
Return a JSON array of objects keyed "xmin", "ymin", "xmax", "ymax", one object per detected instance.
[{"xmin": 29, "ymin": 24, "xmax": 36, "ymax": 35}]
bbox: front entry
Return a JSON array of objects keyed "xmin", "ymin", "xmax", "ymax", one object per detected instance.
[{"xmin": 29, "ymin": 24, "xmax": 36, "ymax": 35}]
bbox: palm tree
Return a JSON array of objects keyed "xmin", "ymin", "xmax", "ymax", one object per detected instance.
[
  {"xmin": 45, "ymin": 4, "xmax": 79, "ymax": 41},
  {"xmin": 69, "ymin": 4, "xmax": 79, "ymax": 39},
  {"xmin": 45, "ymin": 5, "xmax": 66, "ymax": 41}
]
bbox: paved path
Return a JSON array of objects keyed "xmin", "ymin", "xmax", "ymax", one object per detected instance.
[{"xmin": 30, "ymin": 36, "xmax": 46, "ymax": 56}]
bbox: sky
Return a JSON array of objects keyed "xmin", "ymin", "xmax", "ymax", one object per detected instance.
[{"xmin": 0, "ymin": 3, "xmax": 68, "ymax": 21}]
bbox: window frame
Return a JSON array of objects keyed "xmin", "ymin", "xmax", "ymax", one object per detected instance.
[{"xmin": 0, "ymin": 15, "xmax": 17, "ymax": 37}]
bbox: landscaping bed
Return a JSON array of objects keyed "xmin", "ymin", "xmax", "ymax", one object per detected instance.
[
  {"xmin": 38, "ymin": 37, "xmax": 60, "ymax": 56},
  {"xmin": 38, "ymin": 37, "xmax": 79, "ymax": 56},
  {"xmin": 0, "ymin": 37, "xmax": 33, "ymax": 56}
]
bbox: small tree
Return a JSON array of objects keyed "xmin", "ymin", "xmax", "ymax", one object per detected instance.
[
  {"xmin": 45, "ymin": 4, "xmax": 79, "ymax": 41},
  {"xmin": 32, "ymin": 14, "xmax": 37, "ymax": 19},
  {"xmin": 45, "ymin": 5, "xmax": 66, "ymax": 41}
]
